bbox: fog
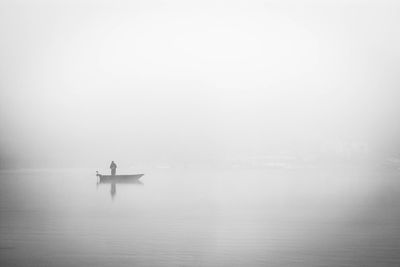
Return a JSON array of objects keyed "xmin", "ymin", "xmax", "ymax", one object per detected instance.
[
  {"xmin": 1, "ymin": 0, "xmax": 399, "ymax": 168},
  {"xmin": 1, "ymin": 3, "xmax": 400, "ymax": 266}
]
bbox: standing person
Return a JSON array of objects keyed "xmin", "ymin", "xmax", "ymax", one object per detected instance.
[{"xmin": 110, "ymin": 161, "xmax": 117, "ymax": 176}]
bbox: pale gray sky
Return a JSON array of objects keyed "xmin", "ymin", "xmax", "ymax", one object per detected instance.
[{"xmin": 0, "ymin": 0, "xmax": 399, "ymax": 168}]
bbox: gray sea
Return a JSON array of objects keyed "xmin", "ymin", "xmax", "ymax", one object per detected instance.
[{"xmin": 0, "ymin": 167, "xmax": 399, "ymax": 267}]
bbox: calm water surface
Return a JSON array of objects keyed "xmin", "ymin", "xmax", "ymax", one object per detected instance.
[{"xmin": 0, "ymin": 167, "xmax": 399, "ymax": 266}]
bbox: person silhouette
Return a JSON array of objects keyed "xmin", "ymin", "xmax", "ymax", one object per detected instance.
[{"xmin": 110, "ymin": 161, "xmax": 117, "ymax": 176}]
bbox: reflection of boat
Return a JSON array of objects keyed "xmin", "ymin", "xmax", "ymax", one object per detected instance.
[
  {"xmin": 96, "ymin": 172, "xmax": 144, "ymax": 199},
  {"xmin": 98, "ymin": 180, "xmax": 143, "ymax": 199},
  {"xmin": 96, "ymin": 172, "xmax": 143, "ymax": 182}
]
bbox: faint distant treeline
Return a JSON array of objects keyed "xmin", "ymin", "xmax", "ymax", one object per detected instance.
[{"xmin": 0, "ymin": 139, "xmax": 398, "ymax": 170}]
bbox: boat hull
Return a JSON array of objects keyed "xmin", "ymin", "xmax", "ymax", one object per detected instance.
[{"xmin": 97, "ymin": 174, "xmax": 144, "ymax": 183}]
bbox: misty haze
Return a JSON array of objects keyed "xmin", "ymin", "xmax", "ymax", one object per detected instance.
[{"xmin": 1, "ymin": 0, "xmax": 400, "ymax": 266}]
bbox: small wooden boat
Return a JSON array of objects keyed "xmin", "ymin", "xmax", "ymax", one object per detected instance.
[{"xmin": 96, "ymin": 171, "xmax": 144, "ymax": 183}]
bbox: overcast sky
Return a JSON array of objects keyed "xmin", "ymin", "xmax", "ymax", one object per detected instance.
[{"xmin": 0, "ymin": 0, "xmax": 399, "ymax": 168}]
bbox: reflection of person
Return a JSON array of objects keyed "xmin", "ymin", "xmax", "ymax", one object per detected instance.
[
  {"xmin": 110, "ymin": 161, "xmax": 117, "ymax": 175},
  {"xmin": 111, "ymin": 183, "xmax": 116, "ymax": 199}
]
